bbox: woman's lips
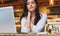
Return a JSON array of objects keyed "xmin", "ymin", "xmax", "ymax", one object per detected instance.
[{"xmin": 30, "ymin": 7, "xmax": 33, "ymax": 9}]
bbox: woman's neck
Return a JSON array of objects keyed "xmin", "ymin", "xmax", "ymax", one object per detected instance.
[{"xmin": 29, "ymin": 11, "xmax": 35, "ymax": 17}]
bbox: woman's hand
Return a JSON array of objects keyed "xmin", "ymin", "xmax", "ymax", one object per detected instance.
[
  {"xmin": 24, "ymin": 22, "xmax": 30, "ymax": 29},
  {"xmin": 27, "ymin": 12, "xmax": 31, "ymax": 22},
  {"xmin": 24, "ymin": 12, "xmax": 31, "ymax": 29},
  {"xmin": 24, "ymin": 12, "xmax": 34, "ymax": 30},
  {"xmin": 30, "ymin": 22, "xmax": 34, "ymax": 30}
]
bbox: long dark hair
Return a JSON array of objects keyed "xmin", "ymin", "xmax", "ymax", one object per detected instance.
[{"xmin": 20, "ymin": 0, "xmax": 41, "ymax": 25}]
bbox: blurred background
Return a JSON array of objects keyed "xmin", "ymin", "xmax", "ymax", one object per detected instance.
[{"xmin": 0, "ymin": 0, "xmax": 60, "ymax": 34}]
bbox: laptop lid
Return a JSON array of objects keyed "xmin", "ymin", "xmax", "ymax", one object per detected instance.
[{"xmin": 0, "ymin": 6, "xmax": 17, "ymax": 33}]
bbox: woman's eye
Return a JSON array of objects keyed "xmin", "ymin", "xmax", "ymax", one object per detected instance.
[
  {"xmin": 31, "ymin": 1, "xmax": 35, "ymax": 4},
  {"xmin": 27, "ymin": 2, "xmax": 30, "ymax": 5}
]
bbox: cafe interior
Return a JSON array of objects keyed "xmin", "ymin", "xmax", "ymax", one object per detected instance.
[{"xmin": 0, "ymin": 0, "xmax": 60, "ymax": 34}]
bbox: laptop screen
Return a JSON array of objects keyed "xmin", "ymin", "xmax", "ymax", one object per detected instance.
[{"xmin": 0, "ymin": 6, "xmax": 17, "ymax": 33}]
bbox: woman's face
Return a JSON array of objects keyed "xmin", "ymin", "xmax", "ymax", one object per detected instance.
[{"xmin": 27, "ymin": 0, "xmax": 37, "ymax": 12}]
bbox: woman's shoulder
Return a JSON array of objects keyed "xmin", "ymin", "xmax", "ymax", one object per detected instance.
[
  {"xmin": 21, "ymin": 17, "xmax": 26, "ymax": 21},
  {"xmin": 21, "ymin": 17, "xmax": 26, "ymax": 22},
  {"xmin": 40, "ymin": 13, "xmax": 47, "ymax": 18},
  {"xmin": 21, "ymin": 17, "xmax": 26, "ymax": 24}
]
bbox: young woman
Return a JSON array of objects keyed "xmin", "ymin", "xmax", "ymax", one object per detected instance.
[{"xmin": 20, "ymin": 0, "xmax": 47, "ymax": 33}]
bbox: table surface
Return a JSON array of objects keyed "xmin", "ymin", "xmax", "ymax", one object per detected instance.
[{"xmin": 0, "ymin": 33, "xmax": 60, "ymax": 36}]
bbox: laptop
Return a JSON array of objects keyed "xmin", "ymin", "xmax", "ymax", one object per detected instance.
[{"xmin": 0, "ymin": 6, "xmax": 17, "ymax": 33}]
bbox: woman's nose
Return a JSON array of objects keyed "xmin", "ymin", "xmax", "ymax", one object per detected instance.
[{"xmin": 29, "ymin": 3, "xmax": 32, "ymax": 6}]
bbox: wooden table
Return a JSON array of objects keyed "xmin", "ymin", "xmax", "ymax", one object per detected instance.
[{"xmin": 0, "ymin": 33, "xmax": 60, "ymax": 36}]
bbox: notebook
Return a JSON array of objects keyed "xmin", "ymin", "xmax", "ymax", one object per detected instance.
[{"xmin": 0, "ymin": 6, "xmax": 17, "ymax": 33}]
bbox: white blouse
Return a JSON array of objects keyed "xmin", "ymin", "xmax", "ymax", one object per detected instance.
[{"xmin": 21, "ymin": 13, "xmax": 47, "ymax": 33}]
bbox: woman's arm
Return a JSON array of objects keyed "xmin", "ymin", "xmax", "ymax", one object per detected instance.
[
  {"xmin": 32, "ymin": 14, "xmax": 47, "ymax": 33},
  {"xmin": 21, "ymin": 12, "xmax": 31, "ymax": 33},
  {"xmin": 21, "ymin": 17, "xmax": 30, "ymax": 33}
]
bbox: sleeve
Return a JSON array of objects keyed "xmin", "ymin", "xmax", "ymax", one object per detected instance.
[
  {"xmin": 32, "ymin": 14, "xmax": 47, "ymax": 33},
  {"xmin": 21, "ymin": 18, "xmax": 30, "ymax": 33}
]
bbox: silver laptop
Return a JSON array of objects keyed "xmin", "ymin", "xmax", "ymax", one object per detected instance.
[{"xmin": 0, "ymin": 6, "xmax": 17, "ymax": 33}]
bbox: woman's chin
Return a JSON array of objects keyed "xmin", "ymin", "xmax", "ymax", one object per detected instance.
[{"xmin": 29, "ymin": 10, "xmax": 34, "ymax": 12}]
